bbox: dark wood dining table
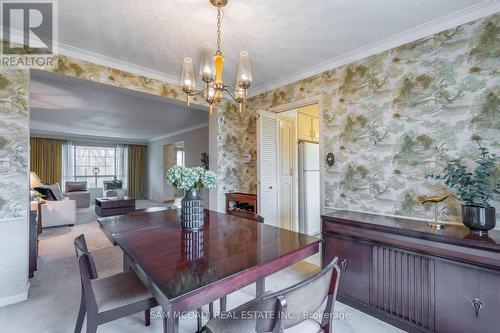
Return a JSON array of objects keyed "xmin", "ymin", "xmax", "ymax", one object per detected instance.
[{"xmin": 97, "ymin": 208, "xmax": 321, "ymax": 333}]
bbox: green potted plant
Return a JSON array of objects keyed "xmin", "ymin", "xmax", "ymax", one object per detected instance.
[
  {"xmin": 166, "ymin": 166, "xmax": 218, "ymax": 230},
  {"xmin": 427, "ymin": 136, "xmax": 498, "ymax": 235}
]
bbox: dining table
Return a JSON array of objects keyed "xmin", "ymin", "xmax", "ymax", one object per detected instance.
[{"xmin": 97, "ymin": 208, "xmax": 321, "ymax": 333}]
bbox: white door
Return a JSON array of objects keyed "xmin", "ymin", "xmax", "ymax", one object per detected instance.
[
  {"xmin": 279, "ymin": 116, "xmax": 296, "ymax": 230},
  {"xmin": 257, "ymin": 110, "xmax": 279, "ymax": 227}
]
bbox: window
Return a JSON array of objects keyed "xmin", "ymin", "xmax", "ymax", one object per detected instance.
[
  {"xmin": 176, "ymin": 149, "xmax": 185, "ymax": 167},
  {"xmin": 69, "ymin": 144, "xmax": 127, "ymax": 189}
]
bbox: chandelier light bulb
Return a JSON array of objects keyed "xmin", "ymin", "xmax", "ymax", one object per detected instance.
[
  {"xmin": 236, "ymin": 51, "xmax": 252, "ymax": 89},
  {"xmin": 200, "ymin": 42, "xmax": 215, "ymax": 83},
  {"xmin": 181, "ymin": 57, "xmax": 196, "ymax": 93}
]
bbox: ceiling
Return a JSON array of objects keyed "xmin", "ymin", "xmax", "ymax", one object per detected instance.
[
  {"xmin": 55, "ymin": 0, "xmax": 494, "ymax": 95},
  {"xmin": 30, "ymin": 70, "xmax": 208, "ymax": 142}
]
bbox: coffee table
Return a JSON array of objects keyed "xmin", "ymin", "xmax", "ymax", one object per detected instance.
[{"xmin": 95, "ymin": 197, "xmax": 136, "ymax": 217}]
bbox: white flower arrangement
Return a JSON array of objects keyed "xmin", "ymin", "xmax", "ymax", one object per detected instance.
[{"xmin": 166, "ymin": 165, "xmax": 218, "ymax": 192}]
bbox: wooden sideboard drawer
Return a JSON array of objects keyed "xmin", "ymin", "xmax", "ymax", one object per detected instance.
[
  {"xmin": 322, "ymin": 233, "xmax": 371, "ymax": 303},
  {"xmin": 435, "ymin": 261, "xmax": 500, "ymax": 333}
]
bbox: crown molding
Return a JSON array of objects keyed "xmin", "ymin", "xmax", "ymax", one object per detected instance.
[
  {"xmin": 56, "ymin": 42, "xmax": 182, "ymax": 85},
  {"xmin": 248, "ymin": 0, "xmax": 500, "ymax": 97},
  {"xmin": 30, "ymin": 129, "xmax": 150, "ymax": 145},
  {"xmin": 148, "ymin": 122, "xmax": 209, "ymax": 142}
]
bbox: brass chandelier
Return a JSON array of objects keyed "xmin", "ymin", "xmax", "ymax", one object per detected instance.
[{"xmin": 180, "ymin": 0, "xmax": 252, "ymax": 114}]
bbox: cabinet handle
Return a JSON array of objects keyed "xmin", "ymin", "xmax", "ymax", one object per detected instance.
[
  {"xmin": 340, "ymin": 258, "xmax": 348, "ymax": 272},
  {"xmin": 471, "ymin": 297, "xmax": 483, "ymax": 318}
]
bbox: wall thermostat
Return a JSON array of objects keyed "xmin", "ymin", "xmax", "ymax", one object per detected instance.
[{"xmin": 326, "ymin": 153, "xmax": 335, "ymax": 166}]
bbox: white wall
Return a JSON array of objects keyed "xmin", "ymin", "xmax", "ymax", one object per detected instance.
[
  {"xmin": 147, "ymin": 125, "xmax": 210, "ymax": 204},
  {"xmin": 0, "ymin": 219, "xmax": 29, "ymax": 306}
]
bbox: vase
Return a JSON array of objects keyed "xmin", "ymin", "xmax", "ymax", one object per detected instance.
[
  {"xmin": 180, "ymin": 190, "xmax": 205, "ymax": 230},
  {"xmin": 462, "ymin": 205, "xmax": 496, "ymax": 236}
]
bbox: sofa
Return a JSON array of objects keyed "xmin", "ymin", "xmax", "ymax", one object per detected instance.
[
  {"xmin": 65, "ymin": 181, "xmax": 91, "ymax": 208},
  {"xmin": 41, "ymin": 198, "xmax": 77, "ymax": 227}
]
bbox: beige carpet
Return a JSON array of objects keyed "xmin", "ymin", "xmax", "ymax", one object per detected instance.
[{"xmin": 0, "ymin": 220, "xmax": 402, "ymax": 333}]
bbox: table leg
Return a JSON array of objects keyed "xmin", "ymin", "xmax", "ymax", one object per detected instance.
[
  {"xmin": 163, "ymin": 309, "xmax": 179, "ymax": 333},
  {"xmin": 220, "ymin": 296, "xmax": 227, "ymax": 312},
  {"xmin": 123, "ymin": 252, "xmax": 132, "ymax": 272},
  {"xmin": 196, "ymin": 308, "xmax": 203, "ymax": 333},
  {"xmin": 256, "ymin": 278, "xmax": 266, "ymax": 296},
  {"xmin": 209, "ymin": 302, "xmax": 214, "ymax": 319}
]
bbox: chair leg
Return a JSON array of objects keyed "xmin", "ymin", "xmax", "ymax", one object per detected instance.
[
  {"xmin": 74, "ymin": 290, "xmax": 86, "ymax": 333},
  {"xmin": 85, "ymin": 314, "xmax": 97, "ymax": 333},
  {"xmin": 145, "ymin": 308, "xmax": 151, "ymax": 326}
]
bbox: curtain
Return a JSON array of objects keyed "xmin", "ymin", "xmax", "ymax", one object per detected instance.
[
  {"xmin": 116, "ymin": 144, "xmax": 128, "ymax": 189},
  {"xmin": 61, "ymin": 141, "xmax": 74, "ymax": 191},
  {"xmin": 128, "ymin": 145, "xmax": 146, "ymax": 199},
  {"xmin": 30, "ymin": 137, "xmax": 63, "ymax": 185}
]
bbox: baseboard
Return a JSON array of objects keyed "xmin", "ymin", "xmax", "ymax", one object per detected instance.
[{"xmin": 0, "ymin": 289, "xmax": 28, "ymax": 307}]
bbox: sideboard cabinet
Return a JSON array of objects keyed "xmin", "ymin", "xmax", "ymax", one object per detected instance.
[{"xmin": 322, "ymin": 210, "xmax": 500, "ymax": 333}]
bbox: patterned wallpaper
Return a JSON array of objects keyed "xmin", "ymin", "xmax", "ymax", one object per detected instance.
[
  {"xmin": 54, "ymin": 55, "xmax": 208, "ymax": 106},
  {"xmin": 222, "ymin": 14, "xmax": 500, "ymax": 222},
  {"xmin": 0, "ymin": 69, "xmax": 29, "ymax": 221},
  {"xmin": 216, "ymin": 100, "xmax": 257, "ymax": 197},
  {"xmin": 0, "ymin": 54, "xmax": 211, "ymax": 222},
  {"xmin": 1, "ymin": 15, "xmax": 498, "ymax": 224}
]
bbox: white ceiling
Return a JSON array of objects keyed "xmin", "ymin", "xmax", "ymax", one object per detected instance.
[
  {"xmin": 55, "ymin": 0, "xmax": 495, "ymax": 95},
  {"xmin": 30, "ymin": 70, "xmax": 208, "ymax": 143}
]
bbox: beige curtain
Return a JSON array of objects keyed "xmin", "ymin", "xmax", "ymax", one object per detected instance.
[
  {"xmin": 128, "ymin": 145, "xmax": 147, "ymax": 199},
  {"xmin": 30, "ymin": 137, "xmax": 63, "ymax": 185}
]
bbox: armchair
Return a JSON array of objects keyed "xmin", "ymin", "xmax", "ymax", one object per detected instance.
[
  {"xmin": 65, "ymin": 181, "xmax": 90, "ymax": 208},
  {"xmin": 103, "ymin": 180, "xmax": 127, "ymax": 198}
]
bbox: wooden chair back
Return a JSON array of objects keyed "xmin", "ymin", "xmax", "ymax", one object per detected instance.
[
  {"xmin": 255, "ymin": 257, "xmax": 340, "ymax": 333},
  {"xmin": 74, "ymin": 234, "xmax": 98, "ymax": 279}
]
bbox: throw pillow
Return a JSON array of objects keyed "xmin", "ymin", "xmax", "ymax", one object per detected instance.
[
  {"xmin": 65, "ymin": 181, "xmax": 87, "ymax": 192},
  {"xmin": 50, "ymin": 183, "xmax": 64, "ymax": 200},
  {"xmin": 33, "ymin": 187, "xmax": 54, "ymax": 200}
]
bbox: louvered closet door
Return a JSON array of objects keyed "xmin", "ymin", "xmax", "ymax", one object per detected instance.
[{"xmin": 257, "ymin": 110, "xmax": 279, "ymax": 227}]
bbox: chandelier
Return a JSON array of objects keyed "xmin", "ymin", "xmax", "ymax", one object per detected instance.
[{"xmin": 180, "ymin": 0, "xmax": 252, "ymax": 114}]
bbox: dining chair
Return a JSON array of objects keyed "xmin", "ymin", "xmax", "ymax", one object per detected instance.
[
  {"xmin": 204, "ymin": 257, "xmax": 340, "ymax": 333},
  {"xmin": 74, "ymin": 234, "xmax": 158, "ymax": 333}
]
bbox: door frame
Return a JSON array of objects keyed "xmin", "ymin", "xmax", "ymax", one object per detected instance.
[{"xmin": 267, "ymin": 95, "xmax": 325, "ymax": 215}]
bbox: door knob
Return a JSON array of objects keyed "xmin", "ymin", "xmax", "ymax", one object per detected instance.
[
  {"xmin": 471, "ymin": 297, "xmax": 483, "ymax": 318},
  {"xmin": 340, "ymin": 258, "xmax": 349, "ymax": 271},
  {"xmin": 269, "ymin": 186, "xmax": 273, "ymax": 189}
]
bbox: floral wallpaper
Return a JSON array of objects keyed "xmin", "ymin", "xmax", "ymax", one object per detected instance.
[
  {"xmin": 222, "ymin": 14, "xmax": 500, "ymax": 222},
  {"xmin": 0, "ymin": 69, "xmax": 29, "ymax": 221}
]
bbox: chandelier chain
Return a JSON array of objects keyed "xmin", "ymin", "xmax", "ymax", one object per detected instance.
[{"xmin": 216, "ymin": 7, "xmax": 223, "ymax": 55}]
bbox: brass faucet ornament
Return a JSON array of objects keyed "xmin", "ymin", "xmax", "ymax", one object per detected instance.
[{"xmin": 421, "ymin": 194, "xmax": 458, "ymax": 229}]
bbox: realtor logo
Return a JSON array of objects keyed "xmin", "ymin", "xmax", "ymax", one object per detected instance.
[{"xmin": 1, "ymin": 0, "xmax": 57, "ymax": 67}]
